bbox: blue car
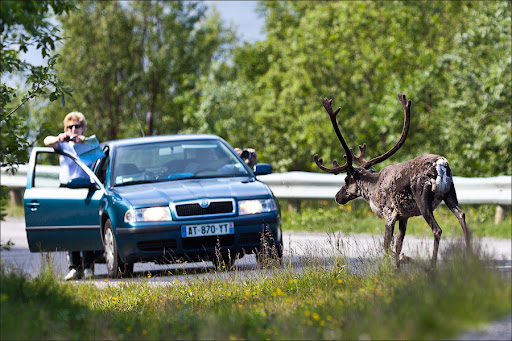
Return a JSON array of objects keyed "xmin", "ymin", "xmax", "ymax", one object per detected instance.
[{"xmin": 24, "ymin": 134, "xmax": 282, "ymax": 277}]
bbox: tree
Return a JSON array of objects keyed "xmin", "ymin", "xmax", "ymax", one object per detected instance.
[
  {"xmin": 1, "ymin": 0, "xmax": 75, "ymax": 220},
  {"xmin": 203, "ymin": 1, "xmax": 510, "ymax": 175},
  {"xmin": 41, "ymin": 1, "xmax": 235, "ymax": 141},
  {"xmin": 433, "ymin": 1, "xmax": 511, "ymax": 176},
  {"xmin": 1, "ymin": 1, "xmax": 75, "ymax": 166}
]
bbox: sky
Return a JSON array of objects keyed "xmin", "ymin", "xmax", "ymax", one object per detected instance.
[
  {"xmin": 207, "ymin": 1, "xmax": 265, "ymax": 43},
  {"xmin": 21, "ymin": 1, "xmax": 265, "ymax": 67}
]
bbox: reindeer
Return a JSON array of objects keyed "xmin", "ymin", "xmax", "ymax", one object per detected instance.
[{"xmin": 314, "ymin": 93, "xmax": 470, "ymax": 268}]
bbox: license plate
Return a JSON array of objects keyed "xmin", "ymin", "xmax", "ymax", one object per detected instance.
[{"xmin": 181, "ymin": 222, "xmax": 234, "ymax": 238}]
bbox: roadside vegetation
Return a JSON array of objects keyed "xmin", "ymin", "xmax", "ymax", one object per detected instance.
[
  {"xmin": 1, "ymin": 242, "xmax": 510, "ymax": 340},
  {"xmin": 280, "ymin": 200, "xmax": 512, "ymax": 239}
]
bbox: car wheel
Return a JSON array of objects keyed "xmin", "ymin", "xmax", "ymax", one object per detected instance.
[{"xmin": 103, "ymin": 219, "xmax": 133, "ymax": 278}]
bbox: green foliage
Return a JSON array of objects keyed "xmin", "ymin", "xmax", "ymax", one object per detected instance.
[
  {"xmin": 0, "ymin": 112, "xmax": 29, "ymax": 219},
  {"xmin": 9, "ymin": 1, "xmax": 510, "ymax": 176},
  {"xmin": 0, "ymin": 0, "xmax": 75, "ymax": 124},
  {"xmin": 433, "ymin": 1, "xmax": 512, "ymax": 175},
  {"xmin": 281, "ymin": 200, "xmax": 512, "ymax": 239},
  {"xmin": 1, "ymin": 247, "xmax": 510, "ymax": 339},
  {"xmin": 197, "ymin": 1, "xmax": 511, "ymax": 175},
  {"xmin": 39, "ymin": 1, "xmax": 235, "ymax": 141},
  {"xmin": 0, "ymin": 113, "xmax": 29, "ymax": 168},
  {"xmin": 1, "ymin": 0, "xmax": 76, "ymax": 220},
  {"xmin": 2, "ymin": 1, "xmax": 510, "ymax": 177},
  {"xmin": 0, "ymin": 259, "xmax": 104, "ymax": 339}
]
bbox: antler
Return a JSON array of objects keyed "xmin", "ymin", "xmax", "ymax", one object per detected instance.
[
  {"xmin": 359, "ymin": 93, "xmax": 411, "ymax": 169},
  {"xmin": 350, "ymin": 144, "xmax": 367, "ymax": 165},
  {"xmin": 313, "ymin": 98, "xmax": 354, "ymax": 174},
  {"xmin": 314, "ymin": 94, "xmax": 411, "ymax": 173}
]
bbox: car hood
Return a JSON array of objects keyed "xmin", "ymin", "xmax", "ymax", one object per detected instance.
[{"xmin": 111, "ymin": 177, "xmax": 272, "ymax": 207}]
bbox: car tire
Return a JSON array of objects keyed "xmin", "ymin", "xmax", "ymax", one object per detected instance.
[{"xmin": 103, "ymin": 219, "xmax": 133, "ymax": 278}]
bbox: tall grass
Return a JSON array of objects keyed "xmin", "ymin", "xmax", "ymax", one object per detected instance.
[{"xmin": 1, "ymin": 241, "xmax": 510, "ymax": 340}]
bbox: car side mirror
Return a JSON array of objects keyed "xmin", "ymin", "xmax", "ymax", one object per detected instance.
[
  {"xmin": 66, "ymin": 177, "xmax": 99, "ymax": 190},
  {"xmin": 253, "ymin": 163, "xmax": 272, "ymax": 175}
]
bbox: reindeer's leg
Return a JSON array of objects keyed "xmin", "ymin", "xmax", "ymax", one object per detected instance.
[
  {"xmin": 444, "ymin": 186, "xmax": 470, "ymax": 248},
  {"xmin": 416, "ymin": 188, "xmax": 442, "ymax": 268},
  {"xmin": 424, "ymin": 211, "xmax": 442, "ymax": 268},
  {"xmin": 395, "ymin": 218, "xmax": 408, "ymax": 269},
  {"xmin": 383, "ymin": 217, "xmax": 396, "ymax": 256}
]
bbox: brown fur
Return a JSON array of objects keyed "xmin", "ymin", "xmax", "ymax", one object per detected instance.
[
  {"xmin": 338, "ymin": 154, "xmax": 470, "ymax": 268},
  {"xmin": 315, "ymin": 94, "xmax": 470, "ymax": 268}
]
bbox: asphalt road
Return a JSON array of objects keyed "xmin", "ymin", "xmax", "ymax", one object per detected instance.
[
  {"xmin": 1, "ymin": 217, "xmax": 511, "ymax": 280},
  {"xmin": 1, "ymin": 217, "xmax": 511, "ymax": 339}
]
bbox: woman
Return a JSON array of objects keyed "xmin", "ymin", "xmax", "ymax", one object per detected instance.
[{"xmin": 44, "ymin": 112, "xmax": 98, "ymax": 280}]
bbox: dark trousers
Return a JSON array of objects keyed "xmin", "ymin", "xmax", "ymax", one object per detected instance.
[{"xmin": 67, "ymin": 251, "xmax": 99, "ymax": 270}]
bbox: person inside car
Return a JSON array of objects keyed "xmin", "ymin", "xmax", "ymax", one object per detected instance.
[
  {"xmin": 44, "ymin": 112, "xmax": 99, "ymax": 281},
  {"xmin": 235, "ymin": 148, "xmax": 258, "ymax": 169}
]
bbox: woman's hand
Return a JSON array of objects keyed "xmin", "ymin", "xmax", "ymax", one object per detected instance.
[
  {"xmin": 74, "ymin": 135, "xmax": 86, "ymax": 143},
  {"xmin": 58, "ymin": 133, "xmax": 69, "ymax": 142},
  {"xmin": 59, "ymin": 133, "xmax": 85, "ymax": 143}
]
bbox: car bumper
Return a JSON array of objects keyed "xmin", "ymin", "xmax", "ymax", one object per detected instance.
[{"xmin": 114, "ymin": 213, "xmax": 281, "ymax": 264}]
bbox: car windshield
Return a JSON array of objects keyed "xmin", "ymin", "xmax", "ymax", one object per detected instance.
[{"xmin": 113, "ymin": 140, "xmax": 250, "ymax": 186}]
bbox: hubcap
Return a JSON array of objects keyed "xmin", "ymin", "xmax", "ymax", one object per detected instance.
[{"xmin": 104, "ymin": 228, "xmax": 115, "ymax": 270}]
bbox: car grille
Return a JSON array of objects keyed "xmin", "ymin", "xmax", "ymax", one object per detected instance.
[
  {"xmin": 174, "ymin": 200, "xmax": 234, "ymax": 217},
  {"xmin": 182, "ymin": 235, "xmax": 234, "ymax": 250},
  {"xmin": 138, "ymin": 239, "xmax": 177, "ymax": 251}
]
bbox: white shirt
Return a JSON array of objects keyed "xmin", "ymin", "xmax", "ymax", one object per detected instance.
[{"xmin": 57, "ymin": 142, "xmax": 94, "ymax": 184}]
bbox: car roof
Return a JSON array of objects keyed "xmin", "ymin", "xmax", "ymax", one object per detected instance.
[{"xmin": 101, "ymin": 134, "xmax": 224, "ymax": 148}]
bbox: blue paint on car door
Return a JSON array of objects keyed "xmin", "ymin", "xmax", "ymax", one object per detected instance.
[{"xmin": 24, "ymin": 148, "xmax": 105, "ymax": 252}]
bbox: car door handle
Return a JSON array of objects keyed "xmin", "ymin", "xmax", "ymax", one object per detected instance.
[{"xmin": 26, "ymin": 202, "xmax": 40, "ymax": 211}]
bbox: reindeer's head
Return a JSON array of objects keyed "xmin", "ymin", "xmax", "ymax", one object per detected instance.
[
  {"xmin": 333, "ymin": 168, "xmax": 365, "ymax": 204},
  {"xmin": 314, "ymin": 94, "xmax": 412, "ymax": 205}
]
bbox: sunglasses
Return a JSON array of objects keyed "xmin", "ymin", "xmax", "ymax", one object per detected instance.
[{"xmin": 67, "ymin": 124, "xmax": 82, "ymax": 130}]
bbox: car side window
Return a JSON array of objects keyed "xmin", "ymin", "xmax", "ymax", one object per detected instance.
[{"xmin": 33, "ymin": 151, "xmax": 64, "ymax": 188}]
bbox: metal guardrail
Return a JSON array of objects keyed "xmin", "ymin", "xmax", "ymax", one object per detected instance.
[
  {"xmin": 1, "ymin": 165, "xmax": 511, "ymax": 205},
  {"xmin": 257, "ymin": 172, "xmax": 511, "ymax": 205}
]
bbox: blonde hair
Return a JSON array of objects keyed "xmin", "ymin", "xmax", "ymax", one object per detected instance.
[{"xmin": 63, "ymin": 111, "xmax": 87, "ymax": 131}]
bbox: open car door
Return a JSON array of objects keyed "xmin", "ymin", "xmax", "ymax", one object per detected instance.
[{"xmin": 24, "ymin": 147, "xmax": 105, "ymax": 252}]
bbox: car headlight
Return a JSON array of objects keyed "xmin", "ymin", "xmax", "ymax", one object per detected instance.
[
  {"xmin": 124, "ymin": 207, "xmax": 172, "ymax": 223},
  {"xmin": 238, "ymin": 199, "xmax": 276, "ymax": 215}
]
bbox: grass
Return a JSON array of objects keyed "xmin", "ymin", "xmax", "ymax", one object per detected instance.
[
  {"xmin": 1, "ymin": 242, "xmax": 511, "ymax": 340},
  {"xmin": 280, "ymin": 199, "xmax": 512, "ymax": 239},
  {"xmin": 1, "ymin": 197, "xmax": 510, "ymax": 339},
  {"xmin": 3, "ymin": 202, "xmax": 24, "ymax": 218}
]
